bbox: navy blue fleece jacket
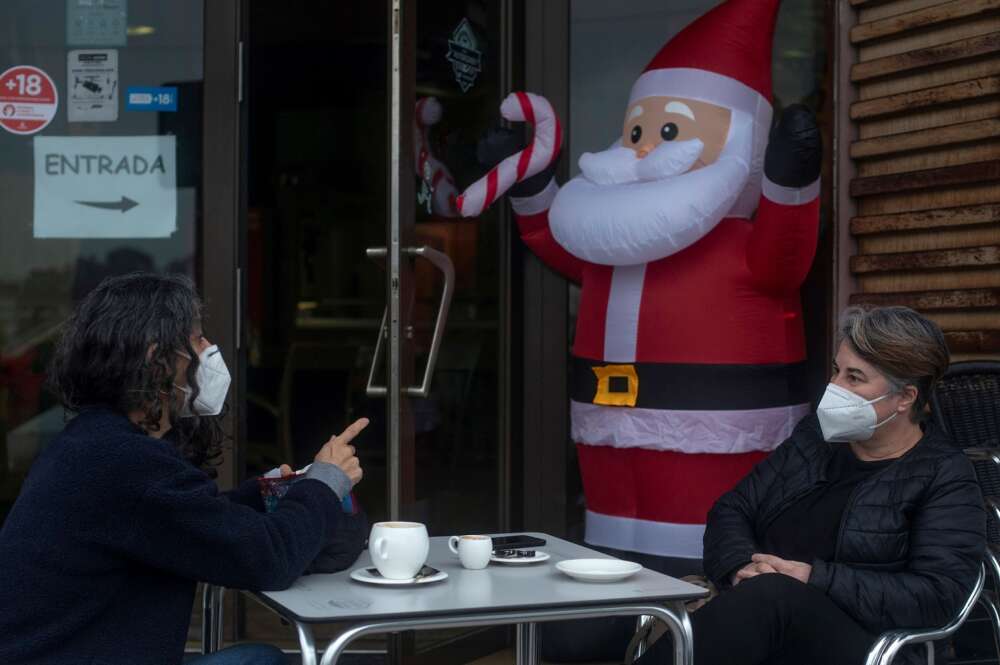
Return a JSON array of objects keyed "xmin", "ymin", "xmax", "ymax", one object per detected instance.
[{"xmin": 0, "ymin": 407, "xmax": 342, "ymax": 665}]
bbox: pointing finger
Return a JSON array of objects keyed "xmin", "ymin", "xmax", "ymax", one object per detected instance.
[{"xmin": 337, "ymin": 418, "xmax": 370, "ymax": 444}]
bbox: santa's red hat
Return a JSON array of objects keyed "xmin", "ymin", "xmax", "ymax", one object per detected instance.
[{"xmin": 629, "ymin": 0, "xmax": 781, "ymax": 114}]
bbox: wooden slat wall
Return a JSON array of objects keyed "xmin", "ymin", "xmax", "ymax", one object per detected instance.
[{"xmin": 846, "ymin": 0, "xmax": 1000, "ymax": 361}]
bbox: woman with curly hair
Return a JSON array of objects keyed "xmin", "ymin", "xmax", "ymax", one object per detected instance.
[{"xmin": 0, "ymin": 273, "xmax": 367, "ymax": 665}]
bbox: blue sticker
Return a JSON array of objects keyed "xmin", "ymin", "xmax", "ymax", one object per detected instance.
[{"xmin": 125, "ymin": 86, "xmax": 177, "ymax": 112}]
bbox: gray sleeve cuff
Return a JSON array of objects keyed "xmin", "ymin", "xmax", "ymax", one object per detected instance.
[{"xmin": 305, "ymin": 461, "xmax": 352, "ymax": 501}]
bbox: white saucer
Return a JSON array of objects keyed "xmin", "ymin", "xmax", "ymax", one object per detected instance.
[
  {"xmin": 490, "ymin": 551, "xmax": 551, "ymax": 565},
  {"xmin": 350, "ymin": 566, "xmax": 448, "ymax": 586},
  {"xmin": 555, "ymin": 559, "xmax": 642, "ymax": 582}
]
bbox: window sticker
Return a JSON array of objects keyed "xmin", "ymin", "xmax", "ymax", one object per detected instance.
[
  {"xmin": 446, "ymin": 18, "xmax": 482, "ymax": 93},
  {"xmin": 68, "ymin": 50, "xmax": 119, "ymax": 122},
  {"xmin": 0, "ymin": 66, "xmax": 59, "ymax": 136}
]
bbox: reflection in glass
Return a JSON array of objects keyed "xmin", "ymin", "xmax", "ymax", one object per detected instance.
[{"xmin": 0, "ymin": 0, "xmax": 204, "ymax": 525}]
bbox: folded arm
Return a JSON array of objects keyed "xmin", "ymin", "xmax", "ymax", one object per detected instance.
[
  {"xmin": 703, "ymin": 426, "xmax": 805, "ymax": 587},
  {"xmin": 808, "ymin": 457, "xmax": 986, "ymax": 632}
]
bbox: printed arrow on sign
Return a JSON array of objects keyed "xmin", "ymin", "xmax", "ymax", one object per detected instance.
[{"xmin": 74, "ymin": 196, "xmax": 139, "ymax": 213}]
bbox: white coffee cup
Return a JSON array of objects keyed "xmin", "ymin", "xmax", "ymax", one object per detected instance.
[
  {"xmin": 369, "ymin": 522, "xmax": 430, "ymax": 580},
  {"xmin": 449, "ymin": 534, "xmax": 492, "ymax": 570}
]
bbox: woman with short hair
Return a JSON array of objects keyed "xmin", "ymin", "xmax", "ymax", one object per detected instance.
[
  {"xmin": 0, "ymin": 273, "xmax": 367, "ymax": 665},
  {"xmin": 639, "ymin": 306, "xmax": 985, "ymax": 665}
]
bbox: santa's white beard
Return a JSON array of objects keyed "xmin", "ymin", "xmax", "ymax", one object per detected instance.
[
  {"xmin": 549, "ymin": 112, "xmax": 753, "ymax": 266},
  {"xmin": 578, "ymin": 138, "xmax": 704, "ymax": 186}
]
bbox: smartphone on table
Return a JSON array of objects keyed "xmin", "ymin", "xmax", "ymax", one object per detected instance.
[{"xmin": 491, "ymin": 535, "xmax": 546, "ymax": 551}]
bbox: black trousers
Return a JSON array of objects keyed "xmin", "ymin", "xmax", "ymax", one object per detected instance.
[
  {"xmin": 637, "ymin": 573, "xmax": 876, "ymax": 665},
  {"xmin": 540, "ymin": 546, "xmax": 703, "ymax": 662}
]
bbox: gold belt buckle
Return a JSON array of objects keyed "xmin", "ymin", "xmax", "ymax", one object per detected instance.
[{"xmin": 591, "ymin": 364, "xmax": 639, "ymax": 407}]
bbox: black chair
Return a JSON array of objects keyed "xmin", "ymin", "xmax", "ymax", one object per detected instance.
[{"xmin": 932, "ymin": 361, "xmax": 1000, "ymax": 665}]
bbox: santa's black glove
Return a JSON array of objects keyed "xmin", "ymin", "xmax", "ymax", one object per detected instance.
[
  {"xmin": 763, "ymin": 104, "xmax": 822, "ymax": 189},
  {"xmin": 476, "ymin": 126, "xmax": 558, "ymax": 199}
]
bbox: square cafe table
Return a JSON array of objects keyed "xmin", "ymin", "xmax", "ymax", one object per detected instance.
[{"xmin": 246, "ymin": 532, "xmax": 708, "ymax": 665}]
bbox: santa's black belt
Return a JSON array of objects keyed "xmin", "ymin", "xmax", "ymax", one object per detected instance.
[{"xmin": 570, "ymin": 358, "xmax": 810, "ymax": 411}]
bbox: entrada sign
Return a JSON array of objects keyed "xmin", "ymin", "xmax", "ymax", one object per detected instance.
[
  {"xmin": 33, "ymin": 135, "xmax": 177, "ymax": 238},
  {"xmin": 43, "ymin": 152, "xmax": 168, "ymax": 176}
]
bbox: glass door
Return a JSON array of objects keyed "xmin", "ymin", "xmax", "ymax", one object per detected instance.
[
  {"xmin": 382, "ymin": 2, "xmax": 512, "ymax": 661},
  {"xmin": 240, "ymin": 0, "xmax": 512, "ymax": 660}
]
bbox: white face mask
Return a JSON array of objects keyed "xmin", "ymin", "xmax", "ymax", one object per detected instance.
[
  {"xmin": 816, "ymin": 383, "xmax": 898, "ymax": 442},
  {"xmin": 176, "ymin": 345, "xmax": 231, "ymax": 417}
]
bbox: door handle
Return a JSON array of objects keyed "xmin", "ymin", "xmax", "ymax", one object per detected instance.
[{"xmin": 365, "ymin": 246, "xmax": 455, "ymax": 398}]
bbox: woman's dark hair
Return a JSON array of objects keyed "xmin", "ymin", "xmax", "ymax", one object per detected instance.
[{"xmin": 47, "ymin": 272, "xmax": 227, "ymax": 471}]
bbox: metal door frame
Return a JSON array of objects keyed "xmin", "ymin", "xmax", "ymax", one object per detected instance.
[{"xmin": 201, "ymin": 0, "xmax": 243, "ymax": 645}]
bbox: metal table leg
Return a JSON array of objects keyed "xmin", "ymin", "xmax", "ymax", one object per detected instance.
[
  {"xmin": 516, "ymin": 623, "xmax": 539, "ymax": 665},
  {"xmin": 294, "ymin": 620, "xmax": 319, "ymax": 665},
  {"xmin": 315, "ymin": 603, "xmax": 695, "ymax": 665},
  {"xmin": 662, "ymin": 601, "xmax": 694, "ymax": 665},
  {"xmin": 201, "ymin": 585, "xmax": 213, "ymax": 655},
  {"xmin": 625, "ymin": 614, "xmax": 656, "ymax": 663},
  {"xmin": 201, "ymin": 585, "xmax": 225, "ymax": 654}
]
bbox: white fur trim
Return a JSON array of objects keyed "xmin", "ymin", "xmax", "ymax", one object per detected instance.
[
  {"xmin": 762, "ymin": 175, "xmax": 821, "ymax": 206},
  {"xmin": 585, "ymin": 510, "xmax": 705, "ymax": 559},
  {"xmin": 510, "ymin": 178, "xmax": 559, "ymax": 216},
  {"xmin": 629, "ymin": 68, "xmax": 768, "ymax": 114},
  {"xmin": 571, "ymin": 400, "xmax": 810, "ymax": 454}
]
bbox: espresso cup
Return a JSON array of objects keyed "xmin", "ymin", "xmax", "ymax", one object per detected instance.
[
  {"xmin": 448, "ymin": 534, "xmax": 492, "ymax": 570},
  {"xmin": 369, "ymin": 522, "xmax": 430, "ymax": 580}
]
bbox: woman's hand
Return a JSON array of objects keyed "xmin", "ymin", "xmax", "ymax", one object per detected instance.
[
  {"xmin": 751, "ymin": 553, "xmax": 812, "ymax": 584},
  {"xmin": 731, "ymin": 558, "xmax": 777, "ymax": 586},
  {"xmin": 314, "ymin": 418, "xmax": 369, "ymax": 487}
]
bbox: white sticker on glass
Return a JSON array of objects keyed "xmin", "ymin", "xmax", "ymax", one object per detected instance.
[{"xmin": 33, "ymin": 135, "xmax": 177, "ymax": 238}]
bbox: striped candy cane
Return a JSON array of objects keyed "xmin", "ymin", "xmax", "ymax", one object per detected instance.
[
  {"xmin": 414, "ymin": 97, "xmax": 459, "ymax": 217},
  {"xmin": 456, "ymin": 91, "xmax": 562, "ymax": 218}
]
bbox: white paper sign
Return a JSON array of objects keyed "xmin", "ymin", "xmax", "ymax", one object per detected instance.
[
  {"xmin": 67, "ymin": 0, "xmax": 128, "ymax": 47},
  {"xmin": 33, "ymin": 135, "xmax": 177, "ymax": 238},
  {"xmin": 68, "ymin": 50, "xmax": 119, "ymax": 122}
]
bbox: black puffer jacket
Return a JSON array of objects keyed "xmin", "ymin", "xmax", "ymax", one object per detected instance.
[{"xmin": 704, "ymin": 414, "xmax": 985, "ymax": 635}]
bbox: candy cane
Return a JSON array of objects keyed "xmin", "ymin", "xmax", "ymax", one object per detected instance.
[
  {"xmin": 414, "ymin": 97, "xmax": 459, "ymax": 217},
  {"xmin": 456, "ymin": 91, "xmax": 562, "ymax": 218}
]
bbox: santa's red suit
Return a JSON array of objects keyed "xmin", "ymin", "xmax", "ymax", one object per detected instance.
[
  {"xmin": 508, "ymin": 0, "xmax": 820, "ymax": 559},
  {"xmin": 513, "ymin": 183, "xmax": 817, "ymax": 558}
]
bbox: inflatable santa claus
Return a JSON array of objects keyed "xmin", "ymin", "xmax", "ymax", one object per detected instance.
[{"xmin": 460, "ymin": 0, "xmax": 820, "ymax": 563}]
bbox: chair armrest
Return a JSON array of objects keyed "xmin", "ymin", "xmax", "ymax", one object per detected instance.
[
  {"xmin": 864, "ymin": 633, "xmax": 896, "ymax": 665},
  {"xmin": 863, "ymin": 565, "xmax": 985, "ymax": 665},
  {"xmin": 986, "ymin": 497, "xmax": 1000, "ymax": 529},
  {"xmin": 986, "ymin": 545, "xmax": 1000, "ymax": 590},
  {"xmin": 964, "ymin": 447, "xmax": 1000, "ymax": 465}
]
